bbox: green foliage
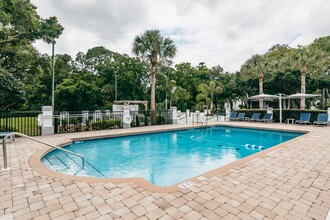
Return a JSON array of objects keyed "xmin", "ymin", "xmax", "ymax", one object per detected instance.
[
  {"xmin": 132, "ymin": 30, "xmax": 176, "ymax": 60},
  {"xmin": 91, "ymin": 119, "xmax": 121, "ymax": 130},
  {"xmin": 196, "ymin": 81, "xmax": 223, "ymax": 111},
  {"xmin": 1, "ymin": 0, "xmax": 329, "ymax": 112},
  {"xmin": 55, "ymin": 77, "xmax": 103, "ymax": 111},
  {"xmin": 0, "ymin": 69, "xmax": 25, "ymax": 110},
  {"xmin": 156, "ymin": 115, "xmax": 166, "ymax": 125},
  {"xmin": 40, "ymin": 17, "xmax": 64, "ymax": 43}
]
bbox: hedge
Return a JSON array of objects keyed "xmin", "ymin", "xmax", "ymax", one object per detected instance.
[{"xmin": 235, "ymin": 109, "xmax": 327, "ymax": 123}]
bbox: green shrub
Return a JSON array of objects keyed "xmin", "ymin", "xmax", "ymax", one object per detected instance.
[
  {"xmin": 156, "ymin": 115, "xmax": 166, "ymax": 124},
  {"xmin": 91, "ymin": 119, "xmax": 121, "ymax": 130}
]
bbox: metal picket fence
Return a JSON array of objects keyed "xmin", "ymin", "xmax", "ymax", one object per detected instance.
[{"xmin": 0, "ymin": 111, "xmax": 41, "ymax": 136}]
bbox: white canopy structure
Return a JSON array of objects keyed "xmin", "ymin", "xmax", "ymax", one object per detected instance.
[
  {"xmin": 249, "ymin": 93, "xmax": 321, "ymax": 123},
  {"xmin": 249, "ymin": 94, "xmax": 280, "ymax": 101},
  {"xmin": 248, "ymin": 93, "xmax": 283, "ymax": 123},
  {"xmin": 284, "ymin": 93, "xmax": 320, "ymax": 109},
  {"xmin": 286, "ymin": 93, "xmax": 320, "ymax": 99}
]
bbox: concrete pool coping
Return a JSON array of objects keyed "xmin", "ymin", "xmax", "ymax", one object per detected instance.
[{"xmin": 29, "ymin": 122, "xmax": 309, "ymax": 193}]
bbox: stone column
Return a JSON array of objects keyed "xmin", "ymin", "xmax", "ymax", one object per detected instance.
[
  {"xmin": 122, "ymin": 109, "xmax": 131, "ymax": 129},
  {"xmin": 170, "ymin": 106, "xmax": 178, "ymax": 124},
  {"xmin": 40, "ymin": 106, "xmax": 54, "ymax": 135}
]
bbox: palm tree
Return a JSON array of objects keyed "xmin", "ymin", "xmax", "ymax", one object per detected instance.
[
  {"xmin": 132, "ymin": 30, "xmax": 176, "ymax": 114},
  {"xmin": 244, "ymin": 55, "xmax": 267, "ymax": 109},
  {"xmin": 165, "ymin": 79, "xmax": 177, "ymax": 108},
  {"xmin": 196, "ymin": 81, "xmax": 222, "ymax": 113},
  {"xmin": 291, "ymin": 46, "xmax": 323, "ymax": 109}
]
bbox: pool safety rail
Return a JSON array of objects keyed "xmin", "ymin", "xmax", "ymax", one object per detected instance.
[
  {"xmin": 192, "ymin": 113, "xmax": 207, "ymax": 126},
  {"xmin": 2, "ymin": 132, "xmax": 85, "ymax": 170}
]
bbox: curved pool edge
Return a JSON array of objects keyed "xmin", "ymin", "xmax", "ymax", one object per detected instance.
[{"xmin": 29, "ymin": 125, "xmax": 309, "ymax": 193}]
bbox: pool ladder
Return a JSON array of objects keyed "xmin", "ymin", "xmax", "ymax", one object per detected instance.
[
  {"xmin": 192, "ymin": 113, "xmax": 208, "ymax": 127},
  {"xmin": 1, "ymin": 132, "xmax": 85, "ymax": 170}
]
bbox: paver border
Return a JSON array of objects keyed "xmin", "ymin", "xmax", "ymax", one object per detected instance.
[{"xmin": 29, "ymin": 124, "xmax": 309, "ymax": 193}]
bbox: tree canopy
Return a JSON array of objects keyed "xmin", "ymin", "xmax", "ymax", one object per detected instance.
[{"xmin": 0, "ymin": 1, "xmax": 329, "ymax": 112}]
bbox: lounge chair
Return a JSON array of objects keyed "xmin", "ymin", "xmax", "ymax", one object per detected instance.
[
  {"xmin": 228, "ymin": 112, "xmax": 237, "ymax": 121},
  {"xmin": 258, "ymin": 113, "xmax": 273, "ymax": 123},
  {"xmin": 313, "ymin": 113, "xmax": 328, "ymax": 126},
  {"xmin": 234, "ymin": 112, "xmax": 245, "ymax": 121},
  {"xmin": 246, "ymin": 113, "xmax": 261, "ymax": 122},
  {"xmin": 296, "ymin": 113, "xmax": 311, "ymax": 125}
]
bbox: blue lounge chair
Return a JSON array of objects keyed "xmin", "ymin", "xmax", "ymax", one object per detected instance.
[
  {"xmin": 234, "ymin": 112, "xmax": 245, "ymax": 121},
  {"xmin": 246, "ymin": 113, "xmax": 261, "ymax": 122},
  {"xmin": 258, "ymin": 113, "xmax": 273, "ymax": 123},
  {"xmin": 228, "ymin": 112, "xmax": 237, "ymax": 121},
  {"xmin": 313, "ymin": 113, "xmax": 328, "ymax": 126},
  {"xmin": 296, "ymin": 113, "xmax": 311, "ymax": 125}
]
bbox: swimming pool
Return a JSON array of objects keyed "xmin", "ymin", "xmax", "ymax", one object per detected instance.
[{"xmin": 41, "ymin": 126, "xmax": 302, "ymax": 186}]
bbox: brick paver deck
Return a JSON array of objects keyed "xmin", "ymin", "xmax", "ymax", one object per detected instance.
[{"xmin": 0, "ymin": 122, "xmax": 329, "ymax": 220}]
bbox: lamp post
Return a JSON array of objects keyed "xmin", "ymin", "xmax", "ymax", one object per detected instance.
[
  {"xmin": 115, "ymin": 70, "xmax": 117, "ymax": 101},
  {"xmin": 110, "ymin": 57, "xmax": 118, "ymax": 101},
  {"xmin": 51, "ymin": 39, "xmax": 55, "ymax": 113}
]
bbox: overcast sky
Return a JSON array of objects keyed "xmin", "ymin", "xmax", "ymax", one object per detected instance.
[{"xmin": 31, "ymin": 0, "xmax": 330, "ymax": 72}]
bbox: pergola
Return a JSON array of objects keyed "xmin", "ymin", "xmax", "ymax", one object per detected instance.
[{"xmin": 113, "ymin": 100, "xmax": 148, "ymax": 110}]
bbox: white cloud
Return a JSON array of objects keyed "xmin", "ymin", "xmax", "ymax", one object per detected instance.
[{"xmin": 32, "ymin": 0, "xmax": 330, "ymax": 72}]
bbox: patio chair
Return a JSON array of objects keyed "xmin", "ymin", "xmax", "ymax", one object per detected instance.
[
  {"xmin": 246, "ymin": 113, "xmax": 261, "ymax": 122},
  {"xmin": 0, "ymin": 132, "xmax": 15, "ymax": 143},
  {"xmin": 234, "ymin": 112, "xmax": 245, "ymax": 121},
  {"xmin": 296, "ymin": 113, "xmax": 311, "ymax": 125},
  {"xmin": 313, "ymin": 113, "xmax": 328, "ymax": 126},
  {"xmin": 228, "ymin": 112, "xmax": 237, "ymax": 121},
  {"xmin": 258, "ymin": 113, "xmax": 273, "ymax": 123}
]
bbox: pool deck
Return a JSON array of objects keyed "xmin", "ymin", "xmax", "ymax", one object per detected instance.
[{"xmin": 1, "ymin": 122, "xmax": 330, "ymax": 219}]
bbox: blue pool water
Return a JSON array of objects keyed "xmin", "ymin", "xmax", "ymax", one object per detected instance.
[{"xmin": 42, "ymin": 126, "xmax": 302, "ymax": 186}]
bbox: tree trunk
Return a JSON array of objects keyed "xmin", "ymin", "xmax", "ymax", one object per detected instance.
[
  {"xmin": 300, "ymin": 65, "xmax": 307, "ymax": 109},
  {"xmin": 258, "ymin": 70, "xmax": 264, "ymax": 109},
  {"xmin": 150, "ymin": 55, "xmax": 157, "ymax": 124},
  {"xmin": 321, "ymin": 88, "xmax": 325, "ymax": 109},
  {"xmin": 150, "ymin": 55, "xmax": 157, "ymax": 111},
  {"xmin": 210, "ymin": 93, "xmax": 214, "ymax": 111}
]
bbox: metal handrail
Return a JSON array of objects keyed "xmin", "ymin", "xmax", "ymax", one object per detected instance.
[
  {"xmin": 2, "ymin": 132, "xmax": 85, "ymax": 170},
  {"xmin": 192, "ymin": 113, "xmax": 207, "ymax": 126}
]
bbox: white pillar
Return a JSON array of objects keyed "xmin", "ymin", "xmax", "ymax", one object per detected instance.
[
  {"xmin": 225, "ymin": 108, "xmax": 231, "ymax": 121},
  {"xmin": 170, "ymin": 106, "xmax": 178, "ymax": 124},
  {"xmin": 40, "ymin": 106, "xmax": 54, "ymax": 135},
  {"xmin": 122, "ymin": 109, "xmax": 131, "ymax": 128}
]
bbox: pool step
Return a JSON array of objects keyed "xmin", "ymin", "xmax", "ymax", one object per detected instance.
[
  {"xmin": 44, "ymin": 153, "xmax": 104, "ymax": 177},
  {"xmin": 46, "ymin": 154, "xmax": 70, "ymax": 173}
]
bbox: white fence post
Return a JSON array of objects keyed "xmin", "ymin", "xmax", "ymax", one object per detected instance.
[
  {"xmin": 60, "ymin": 111, "xmax": 69, "ymax": 125},
  {"xmin": 82, "ymin": 111, "xmax": 89, "ymax": 125},
  {"xmin": 94, "ymin": 110, "xmax": 101, "ymax": 121}
]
